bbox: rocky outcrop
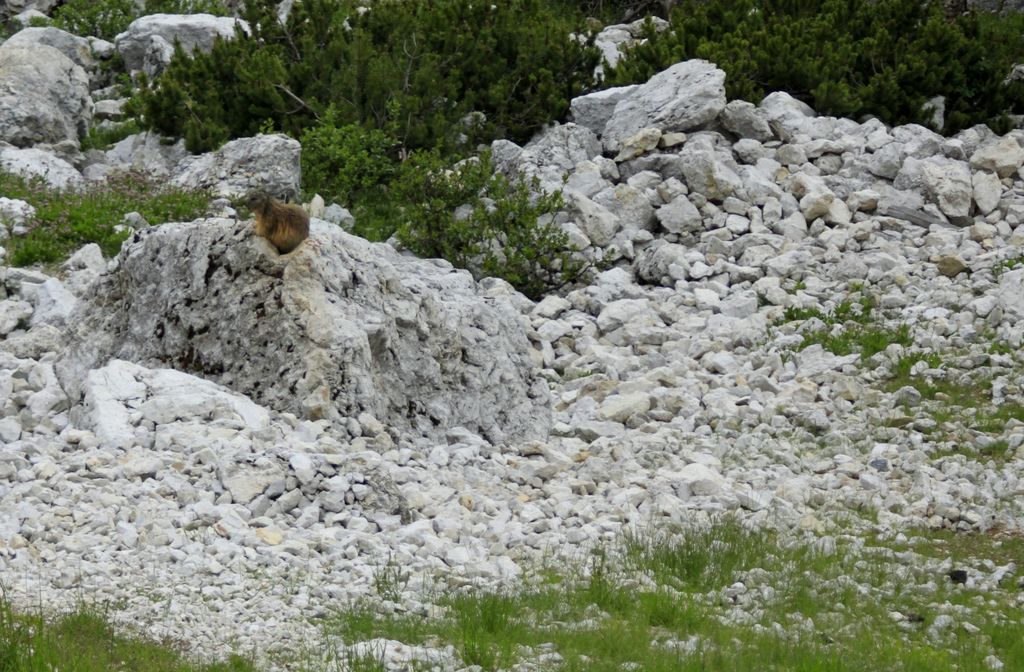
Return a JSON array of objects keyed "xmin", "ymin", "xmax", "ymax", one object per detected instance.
[
  {"xmin": 0, "ymin": 43, "xmax": 91, "ymax": 147},
  {"xmin": 170, "ymin": 134, "xmax": 301, "ymax": 199},
  {"xmin": 58, "ymin": 218, "xmax": 551, "ymax": 444},
  {"xmin": 0, "ymin": 145, "xmax": 84, "ymax": 190},
  {"xmin": 115, "ymin": 13, "xmax": 250, "ymax": 76},
  {"xmin": 4, "ymin": 27, "xmax": 95, "ymax": 73}
]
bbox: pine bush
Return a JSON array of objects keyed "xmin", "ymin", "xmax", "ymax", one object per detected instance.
[
  {"xmin": 128, "ymin": 0, "xmax": 600, "ymax": 154},
  {"xmin": 605, "ymin": 0, "xmax": 1024, "ymax": 134}
]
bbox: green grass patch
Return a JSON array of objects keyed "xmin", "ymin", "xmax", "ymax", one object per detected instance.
[
  {"xmin": 0, "ymin": 594, "xmax": 257, "ymax": 672},
  {"xmin": 884, "ymin": 353, "xmax": 1024, "ymax": 459},
  {"xmin": 778, "ymin": 296, "xmax": 912, "ymax": 360},
  {"xmin": 80, "ymin": 120, "xmax": 142, "ymax": 151},
  {"xmin": 322, "ymin": 519, "xmax": 1024, "ymax": 672},
  {"xmin": 1, "ymin": 170, "xmax": 209, "ymax": 267}
]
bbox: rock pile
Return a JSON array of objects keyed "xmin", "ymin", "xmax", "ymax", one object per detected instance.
[{"xmin": 0, "ymin": 13, "xmax": 1022, "ymax": 665}]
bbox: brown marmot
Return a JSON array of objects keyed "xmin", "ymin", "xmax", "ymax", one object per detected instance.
[{"xmin": 245, "ymin": 192, "xmax": 310, "ymax": 254}]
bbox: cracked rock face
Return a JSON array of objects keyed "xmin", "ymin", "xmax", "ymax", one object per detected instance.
[
  {"xmin": 58, "ymin": 218, "xmax": 551, "ymax": 444},
  {"xmin": 0, "ymin": 43, "xmax": 91, "ymax": 147}
]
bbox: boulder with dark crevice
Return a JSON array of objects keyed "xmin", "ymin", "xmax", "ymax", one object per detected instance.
[{"xmin": 57, "ymin": 217, "xmax": 552, "ymax": 444}]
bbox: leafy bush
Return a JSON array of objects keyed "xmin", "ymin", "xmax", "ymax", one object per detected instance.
[
  {"xmin": 606, "ymin": 0, "xmax": 1024, "ymax": 133},
  {"xmin": 128, "ymin": 0, "xmax": 600, "ymax": 153},
  {"xmin": 299, "ymin": 110, "xmax": 399, "ymax": 209},
  {"xmin": 391, "ymin": 151, "xmax": 594, "ymax": 300},
  {"xmin": 0, "ymin": 171, "xmax": 210, "ymax": 267}
]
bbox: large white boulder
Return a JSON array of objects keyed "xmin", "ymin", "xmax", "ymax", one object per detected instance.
[
  {"xmin": 602, "ymin": 60, "xmax": 726, "ymax": 153},
  {"xmin": 58, "ymin": 218, "xmax": 551, "ymax": 444},
  {"xmin": 115, "ymin": 13, "xmax": 250, "ymax": 76},
  {"xmin": 0, "ymin": 44, "xmax": 91, "ymax": 147},
  {"xmin": 4, "ymin": 27, "xmax": 95, "ymax": 72}
]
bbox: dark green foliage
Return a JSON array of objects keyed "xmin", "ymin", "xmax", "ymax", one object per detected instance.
[
  {"xmin": 0, "ymin": 171, "xmax": 210, "ymax": 267},
  {"xmin": 128, "ymin": 0, "xmax": 600, "ymax": 154},
  {"xmin": 607, "ymin": 0, "xmax": 1024, "ymax": 133},
  {"xmin": 299, "ymin": 110, "xmax": 399, "ymax": 209},
  {"xmin": 51, "ymin": 0, "xmax": 137, "ymax": 41},
  {"xmin": 391, "ymin": 151, "xmax": 595, "ymax": 300},
  {"xmin": 50, "ymin": 0, "xmax": 231, "ymax": 41}
]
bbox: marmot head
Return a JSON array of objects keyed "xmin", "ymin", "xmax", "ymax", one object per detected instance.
[{"xmin": 244, "ymin": 191, "xmax": 273, "ymax": 212}]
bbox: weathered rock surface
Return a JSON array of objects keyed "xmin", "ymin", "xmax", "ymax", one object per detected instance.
[
  {"xmin": 602, "ymin": 60, "xmax": 726, "ymax": 153},
  {"xmin": 0, "ymin": 145, "xmax": 84, "ymax": 190},
  {"xmin": 170, "ymin": 134, "xmax": 301, "ymax": 198},
  {"xmin": 115, "ymin": 13, "xmax": 250, "ymax": 76},
  {"xmin": 0, "ymin": 44, "xmax": 91, "ymax": 147},
  {"xmin": 4, "ymin": 27, "xmax": 95, "ymax": 73},
  {"xmin": 58, "ymin": 218, "xmax": 550, "ymax": 443}
]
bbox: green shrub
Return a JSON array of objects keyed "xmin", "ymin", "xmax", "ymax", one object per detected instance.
[
  {"xmin": 51, "ymin": 0, "xmax": 137, "ymax": 41},
  {"xmin": 51, "ymin": 0, "xmax": 230, "ymax": 41},
  {"xmin": 606, "ymin": 0, "xmax": 1024, "ymax": 134},
  {"xmin": 128, "ymin": 0, "xmax": 600, "ymax": 153},
  {"xmin": 299, "ymin": 110, "xmax": 399, "ymax": 208},
  {"xmin": 391, "ymin": 151, "xmax": 594, "ymax": 300},
  {"xmin": 1, "ymin": 171, "xmax": 210, "ymax": 267}
]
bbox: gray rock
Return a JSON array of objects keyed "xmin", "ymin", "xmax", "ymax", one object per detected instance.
[
  {"xmin": 918, "ymin": 157, "xmax": 973, "ymax": 220},
  {"xmin": 510, "ymin": 123, "xmax": 602, "ymax": 194},
  {"xmin": 0, "ymin": 299, "xmax": 32, "ymax": 335},
  {"xmin": 103, "ymin": 132, "xmax": 188, "ymax": 178},
  {"xmin": 996, "ymin": 268, "xmax": 1024, "ymax": 320},
  {"xmin": 602, "ymin": 60, "xmax": 726, "ymax": 153},
  {"xmin": 30, "ymin": 278, "xmax": 78, "ymax": 327},
  {"xmin": 58, "ymin": 218, "xmax": 550, "ymax": 443},
  {"xmin": 570, "ymin": 192, "xmax": 620, "ymax": 246},
  {"xmin": 1, "ymin": 1, "xmax": 57, "ymax": 19},
  {"xmin": 656, "ymin": 194, "xmax": 702, "ymax": 235},
  {"xmin": 4, "ymin": 27, "xmax": 94, "ymax": 73},
  {"xmin": 758, "ymin": 91, "xmax": 815, "ymax": 138},
  {"xmin": 171, "ymin": 134, "xmax": 300, "ymax": 199},
  {"xmin": 969, "ymin": 135, "xmax": 1024, "ymax": 178},
  {"xmin": 0, "ymin": 146, "xmax": 84, "ymax": 191},
  {"xmin": 570, "ymin": 85, "xmax": 638, "ymax": 136},
  {"xmin": 0, "ymin": 44, "xmax": 91, "ymax": 147},
  {"xmin": 972, "ymin": 171, "xmax": 1002, "ymax": 216},
  {"xmin": 721, "ymin": 100, "xmax": 773, "ymax": 141},
  {"xmin": 115, "ymin": 14, "xmax": 250, "ymax": 76}
]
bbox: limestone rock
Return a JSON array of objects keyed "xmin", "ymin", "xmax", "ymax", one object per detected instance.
[
  {"xmin": 58, "ymin": 218, "xmax": 550, "ymax": 443},
  {"xmin": 4, "ymin": 27, "xmax": 95, "ymax": 73},
  {"xmin": 721, "ymin": 100, "xmax": 773, "ymax": 141},
  {"xmin": 918, "ymin": 157, "xmax": 973, "ymax": 220},
  {"xmin": 0, "ymin": 44, "xmax": 91, "ymax": 147},
  {"xmin": 969, "ymin": 135, "xmax": 1024, "ymax": 178},
  {"xmin": 996, "ymin": 268, "xmax": 1024, "ymax": 320},
  {"xmin": 116, "ymin": 13, "xmax": 250, "ymax": 76},
  {"xmin": 171, "ymin": 134, "xmax": 300, "ymax": 199},
  {"xmin": 508, "ymin": 123, "xmax": 602, "ymax": 194},
  {"xmin": 103, "ymin": 132, "xmax": 189, "ymax": 178},
  {"xmin": 972, "ymin": 171, "xmax": 1002, "ymax": 216},
  {"xmin": 0, "ymin": 146, "xmax": 84, "ymax": 191},
  {"xmin": 570, "ymin": 86, "xmax": 638, "ymax": 136},
  {"xmin": 602, "ymin": 60, "xmax": 726, "ymax": 153}
]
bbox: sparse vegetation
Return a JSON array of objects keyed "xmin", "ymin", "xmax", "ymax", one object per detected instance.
[
  {"xmin": 318, "ymin": 518, "xmax": 1024, "ymax": 671},
  {"xmin": 0, "ymin": 170, "xmax": 210, "ymax": 267},
  {"xmin": 0, "ymin": 592, "xmax": 257, "ymax": 672},
  {"xmin": 778, "ymin": 295, "xmax": 913, "ymax": 360}
]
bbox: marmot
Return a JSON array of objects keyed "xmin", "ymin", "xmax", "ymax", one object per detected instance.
[{"xmin": 245, "ymin": 192, "xmax": 309, "ymax": 254}]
